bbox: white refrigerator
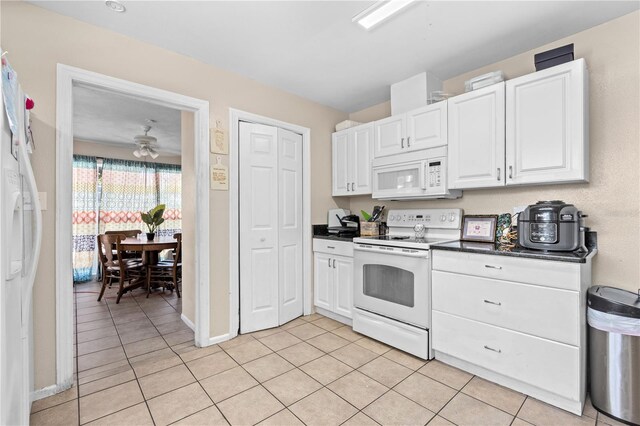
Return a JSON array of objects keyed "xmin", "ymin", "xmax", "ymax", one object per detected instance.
[{"xmin": 1, "ymin": 54, "xmax": 43, "ymax": 425}]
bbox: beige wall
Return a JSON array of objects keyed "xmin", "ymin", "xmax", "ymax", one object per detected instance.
[
  {"xmin": 1, "ymin": 2, "xmax": 346, "ymax": 389},
  {"xmin": 348, "ymin": 11, "xmax": 640, "ymax": 293},
  {"xmin": 348, "ymin": 101, "xmax": 391, "ymax": 124},
  {"xmin": 180, "ymin": 112, "xmax": 196, "ymax": 324},
  {"xmin": 73, "ymin": 139, "xmax": 182, "ymax": 165}
]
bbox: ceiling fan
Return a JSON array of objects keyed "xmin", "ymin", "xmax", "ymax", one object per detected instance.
[{"xmin": 133, "ymin": 125, "xmax": 159, "ymax": 159}]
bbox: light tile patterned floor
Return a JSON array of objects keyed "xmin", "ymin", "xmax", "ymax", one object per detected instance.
[{"xmin": 30, "ymin": 281, "xmax": 618, "ymax": 425}]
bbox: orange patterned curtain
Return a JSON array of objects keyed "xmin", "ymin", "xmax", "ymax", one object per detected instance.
[
  {"xmin": 72, "ymin": 155, "xmax": 98, "ymax": 282},
  {"xmin": 156, "ymin": 163, "xmax": 182, "ymax": 237},
  {"xmin": 99, "ymin": 158, "xmax": 181, "ymax": 236},
  {"xmin": 99, "ymin": 159, "xmax": 155, "ymax": 234}
]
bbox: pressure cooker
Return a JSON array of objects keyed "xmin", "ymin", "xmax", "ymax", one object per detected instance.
[{"xmin": 518, "ymin": 200, "xmax": 586, "ymax": 252}]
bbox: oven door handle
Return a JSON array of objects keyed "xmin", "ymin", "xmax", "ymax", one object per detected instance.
[{"xmin": 354, "ymin": 244, "xmax": 430, "ymax": 258}]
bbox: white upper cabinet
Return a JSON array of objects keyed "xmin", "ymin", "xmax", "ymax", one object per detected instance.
[
  {"xmin": 352, "ymin": 125, "xmax": 373, "ymax": 194},
  {"xmin": 374, "ymin": 115, "xmax": 405, "ymax": 158},
  {"xmin": 406, "ymin": 102, "xmax": 448, "ymax": 152},
  {"xmin": 448, "ymin": 60, "xmax": 589, "ymax": 190},
  {"xmin": 448, "ymin": 82, "xmax": 506, "ymax": 189},
  {"xmin": 506, "ymin": 59, "xmax": 588, "ymax": 185},
  {"xmin": 374, "ymin": 102, "xmax": 448, "ymax": 158},
  {"xmin": 332, "ymin": 123, "xmax": 373, "ymax": 196},
  {"xmin": 332, "ymin": 131, "xmax": 349, "ymax": 195}
]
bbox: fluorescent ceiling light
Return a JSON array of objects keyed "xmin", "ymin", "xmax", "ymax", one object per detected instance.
[{"xmin": 353, "ymin": 0, "xmax": 416, "ymax": 30}]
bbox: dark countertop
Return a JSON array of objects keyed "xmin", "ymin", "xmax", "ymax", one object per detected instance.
[
  {"xmin": 313, "ymin": 234, "xmax": 356, "ymax": 242},
  {"xmin": 431, "ymin": 240, "xmax": 596, "ymax": 263},
  {"xmin": 312, "ymin": 224, "xmax": 357, "ymax": 242}
]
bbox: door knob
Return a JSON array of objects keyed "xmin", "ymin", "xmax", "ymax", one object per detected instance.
[{"xmin": 260, "ymin": 237, "xmax": 266, "ymax": 242}]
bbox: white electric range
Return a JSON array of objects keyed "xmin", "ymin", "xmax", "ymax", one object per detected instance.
[{"xmin": 352, "ymin": 208, "xmax": 462, "ymax": 359}]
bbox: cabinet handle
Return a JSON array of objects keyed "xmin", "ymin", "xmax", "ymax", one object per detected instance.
[
  {"xmin": 484, "ymin": 264, "xmax": 502, "ymax": 270},
  {"xmin": 407, "ymin": 136, "xmax": 411, "ymax": 147},
  {"xmin": 328, "ymin": 258, "xmax": 331, "ymax": 267},
  {"xmin": 352, "ymin": 182, "xmax": 355, "ymax": 191},
  {"xmin": 332, "ymin": 259, "xmax": 336, "ymax": 268},
  {"xmin": 346, "ymin": 182, "xmax": 350, "ymax": 191},
  {"xmin": 484, "ymin": 345, "xmax": 502, "ymax": 353},
  {"xmin": 483, "ymin": 299, "xmax": 502, "ymax": 306},
  {"xmin": 401, "ymin": 137, "xmax": 405, "ymax": 149},
  {"xmin": 497, "ymin": 168, "xmax": 501, "ymax": 181},
  {"xmin": 509, "ymin": 165, "xmax": 513, "ymax": 179},
  {"xmin": 326, "ymin": 246, "xmax": 335, "ymax": 249}
]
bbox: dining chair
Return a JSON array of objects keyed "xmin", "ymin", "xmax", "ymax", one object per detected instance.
[
  {"xmin": 105, "ymin": 229, "xmax": 143, "ymax": 261},
  {"xmin": 105, "ymin": 229, "xmax": 142, "ymax": 238},
  {"xmin": 145, "ymin": 233, "xmax": 182, "ymax": 298},
  {"xmin": 97, "ymin": 233, "xmax": 144, "ymax": 303}
]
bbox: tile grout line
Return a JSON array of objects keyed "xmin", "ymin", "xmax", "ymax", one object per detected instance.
[
  {"xmin": 512, "ymin": 394, "xmax": 530, "ymax": 424},
  {"xmin": 207, "ymin": 319, "xmax": 427, "ymax": 424},
  {"xmin": 211, "ymin": 321, "xmax": 369, "ymax": 424},
  {"xmin": 127, "ymin": 291, "xmax": 227, "ymax": 426},
  {"xmin": 79, "ymin": 291, "xmax": 157, "ymax": 426},
  {"xmin": 30, "ymin": 284, "xmax": 173, "ymax": 420},
  {"xmin": 345, "ymin": 355, "xmax": 434, "ymax": 425}
]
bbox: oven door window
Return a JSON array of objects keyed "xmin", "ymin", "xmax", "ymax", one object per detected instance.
[{"xmin": 363, "ymin": 264, "xmax": 414, "ymax": 307}]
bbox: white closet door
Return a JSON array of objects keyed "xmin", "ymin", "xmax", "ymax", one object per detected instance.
[
  {"xmin": 278, "ymin": 128, "xmax": 303, "ymax": 325},
  {"xmin": 240, "ymin": 122, "xmax": 280, "ymax": 333}
]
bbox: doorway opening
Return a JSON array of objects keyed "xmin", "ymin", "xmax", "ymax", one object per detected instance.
[
  {"xmin": 54, "ymin": 65, "xmax": 210, "ymax": 395},
  {"xmin": 229, "ymin": 109, "xmax": 313, "ymax": 338}
]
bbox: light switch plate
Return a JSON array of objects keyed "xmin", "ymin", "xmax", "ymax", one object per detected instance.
[{"xmin": 38, "ymin": 192, "xmax": 47, "ymax": 210}]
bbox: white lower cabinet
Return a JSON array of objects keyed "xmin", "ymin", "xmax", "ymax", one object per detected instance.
[
  {"xmin": 431, "ymin": 249, "xmax": 593, "ymax": 415},
  {"xmin": 313, "ymin": 239, "xmax": 353, "ymax": 323}
]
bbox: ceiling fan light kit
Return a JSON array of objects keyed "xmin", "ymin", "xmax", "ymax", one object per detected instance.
[
  {"xmin": 353, "ymin": 0, "xmax": 416, "ymax": 30},
  {"xmin": 133, "ymin": 125, "xmax": 160, "ymax": 159}
]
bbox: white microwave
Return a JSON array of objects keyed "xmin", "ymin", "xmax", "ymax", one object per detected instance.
[{"xmin": 371, "ymin": 147, "xmax": 462, "ymax": 200}]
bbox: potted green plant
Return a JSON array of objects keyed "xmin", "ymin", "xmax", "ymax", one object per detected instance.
[{"xmin": 140, "ymin": 204, "xmax": 166, "ymax": 241}]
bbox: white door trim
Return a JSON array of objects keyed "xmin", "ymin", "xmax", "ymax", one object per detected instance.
[
  {"xmin": 229, "ymin": 109, "xmax": 312, "ymax": 338},
  {"xmin": 55, "ymin": 64, "xmax": 211, "ymax": 393}
]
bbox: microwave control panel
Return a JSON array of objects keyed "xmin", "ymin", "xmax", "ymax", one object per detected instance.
[{"xmin": 428, "ymin": 159, "xmax": 444, "ymax": 189}]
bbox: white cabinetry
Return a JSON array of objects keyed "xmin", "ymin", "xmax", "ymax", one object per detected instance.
[
  {"xmin": 332, "ymin": 123, "xmax": 373, "ymax": 196},
  {"xmin": 374, "ymin": 102, "xmax": 447, "ymax": 158},
  {"xmin": 448, "ymin": 59, "xmax": 588, "ymax": 189},
  {"xmin": 313, "ymin": 239, "xmax": 353, "ymax": 324},
  {"xmin": 506, "ymin": 59, "xmax": 588, "ymax": 185},
  {"xmin": 431, "ymin": 249, "xmax": 594, "ymax": 415},
  {"xmin": 448, "ymin": 83, "xmax": 505, "ymax": 189}
]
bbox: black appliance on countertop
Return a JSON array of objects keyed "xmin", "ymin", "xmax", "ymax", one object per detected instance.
[
  {"xmin": 518, "ymin": 200, "xmax": 586, "ymax": 252},
  {"xmin": 328, "ymin": 214, "xmax": 360, "ymax": 238}
]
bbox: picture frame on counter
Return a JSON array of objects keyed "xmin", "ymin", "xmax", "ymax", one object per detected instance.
[{"xmin": 461, "ymin": 215, "xmax": 498, "ymax": 243}]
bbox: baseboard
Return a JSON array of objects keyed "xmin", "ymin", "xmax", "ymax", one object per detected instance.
[
  {"xmin": 180, "ymin": 314, "xmax": 196, "ymax": 332},
  {"xmin": 31, "ymin": 379, "xmax": 73, "ymax": 402},
  {"xmin": 208, "ymin": 333, "xmax": 230, "ymax": 345},
  {"xmin": 315, "ymin": 307, "xmax": 352, "ymax": 326}
]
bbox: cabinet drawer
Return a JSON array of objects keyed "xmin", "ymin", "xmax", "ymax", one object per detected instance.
[
  {"xmin": 432, "ymin": 271, "xmax": 579, "ymax": 345},
  {"xmin": 313, "ymin": 239, "xmax": 353, "ymax": 257},
  {"xmin": 433, "ymin": 311, "xmax": 579, "ymax": 400},
  {"xmin": 432, "ymin": 250, "xmax": 580, "ymax": 291}
]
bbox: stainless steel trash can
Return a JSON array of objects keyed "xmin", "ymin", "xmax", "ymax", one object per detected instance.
[{"xmin": 588, "ymin": 286, "xmax": 640, "ymax": 425}]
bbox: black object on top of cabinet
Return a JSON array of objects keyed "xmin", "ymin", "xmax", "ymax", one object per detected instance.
[{"xmin": 534, "ymin": 43, "xmax": 574, "ymax": 71}]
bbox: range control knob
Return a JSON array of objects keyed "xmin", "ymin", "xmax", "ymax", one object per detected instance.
[
  {"xmin": 449, "ymin": 213, "xmax": 456, "ymax": 222},
  {"xmin": 440, "ymin": 214, "xmax": 447, "ymax": 222}
]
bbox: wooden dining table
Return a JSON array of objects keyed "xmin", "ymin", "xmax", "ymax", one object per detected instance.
[
  {"xmin": 120, "ymin": 236, "xmax": 178, "ymax": 265},
  {"xmin": 118, "ymin": 236, "xmax": 179, "ymax": 296}
]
